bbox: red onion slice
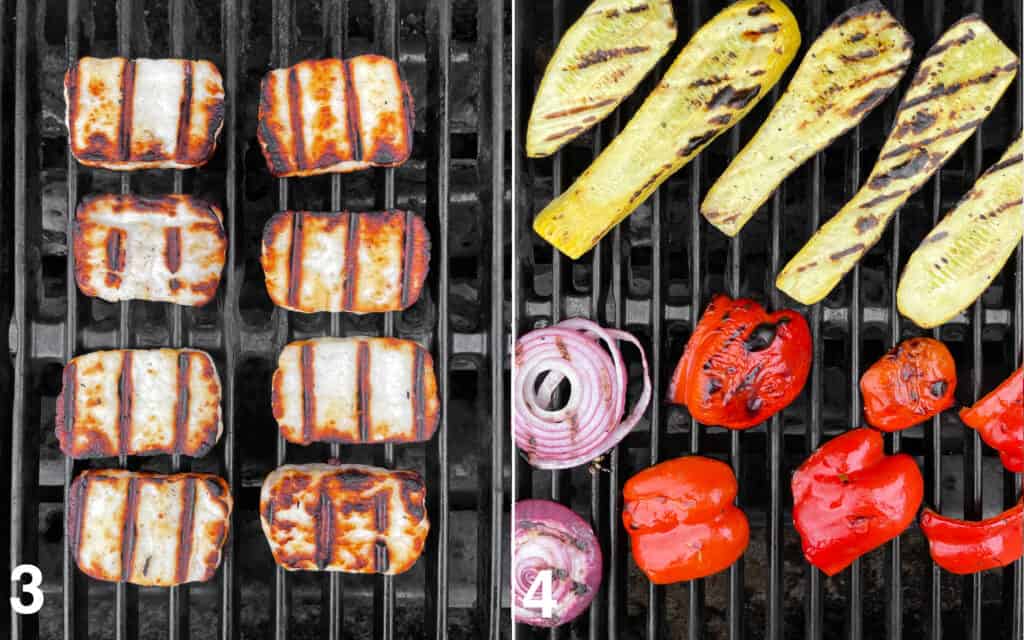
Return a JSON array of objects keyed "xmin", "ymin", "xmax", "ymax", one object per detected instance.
[
  {"xmin": 514, "ymin": 499, "xmax": 602, "ymax": 627},
  {"xmin": 514, "ymin": 318, "xmax": 651, "ymax": 469}
]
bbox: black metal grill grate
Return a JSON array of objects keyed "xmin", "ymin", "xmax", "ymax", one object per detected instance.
[
  {"xmin": 515, "ymin": 0, "xmax": 1023, "ymax": 638},
  {"xmin": 2, "ymin": 0, "xmax": 509, "ymax": 638}
]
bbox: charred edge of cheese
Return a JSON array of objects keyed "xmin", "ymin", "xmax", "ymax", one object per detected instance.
[
  {"xmin": 72, "ymin": 193, "xmax": 227, "ymax": 306},
  {"xmin": 259, "ymin": 463, "xmax": 429, "ymax": 575},
  {"xmin": 64, "ymin": 57, "xmax": 225, "ymax": 169},
  {"xmin": 55, "ymin": 348, "xmax": 223, "ymax": 459},
  {"xmin": 259, "ymin": 210, "xmax": 430, "ymax": 314},
  {"xmin": 67, "ymin": 470, "xmax": 232, "ymax": 586},
  {"xmin": 269, "ymin": 337, "xmax": 440, "ymax": 446},
  {"xmin": 256, "ymin": 55, "xmax": 414, "ymax": 177}
]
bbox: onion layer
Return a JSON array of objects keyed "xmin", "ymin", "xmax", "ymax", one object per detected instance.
[
  {"xmin": 514, "ymin": 499, "xmax": 602, "ymax": 627},
  {"xmin": 514, "ymin": 318, "xmax": 651, "ymax": 469}
]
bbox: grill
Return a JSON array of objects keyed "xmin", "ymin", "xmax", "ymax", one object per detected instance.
[
  {"xmin": 515, "ymin": 1, "xmax": 1022, "ymax": 638},
  {"xmin": 2, "ymin": 0, "xmax": 509, "ymax": 638}
]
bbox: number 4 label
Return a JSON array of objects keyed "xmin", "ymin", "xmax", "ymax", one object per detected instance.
[
  {"xmin": 10, "ymin": 564, "xmax": 44, "ymax": 615},
  {"xmin": 522, "ymin": 569, "xmax": 557, "ymax": 620}
]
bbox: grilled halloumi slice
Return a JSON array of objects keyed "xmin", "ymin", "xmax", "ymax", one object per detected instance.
[
  {"xmin": 64, "ymin": 57, "xmax": 225, "ymax": 170},
  {"xmin": 261, "ymin": 210, "xmax": 430, "ymax": 313},
  {"xmin": 271, "ymin": 337, "xmax": 439, "ymax": 445},
  {"xmin": 526, "ymin": 0, "xmax": 676, "ymax": 157},
  {"xmin": 57, "ymin": 349, "xmax": 222, "ymax": 459},
  {"xmin": 533, "ymin": 0, "xmax": 800, "ymax": 259},
  {"xmin": 776, "ymin": 16, "xmax": 1019, "ymax": 305},
  {"xmin": 74, "ymin": 193, "xmax": 226, "ymax": 306},
  {"xmin": 68, "ymin": 470, "xmax": 233, "ymax": 586},
  {"xmin": 702, "ymin": 2, "xmax": 914, "ymax": 236},
  {"xmin": 897, "ymin": 136, "xmax": 1023, "ymax": 328},
  {"xmin": 257, "ymin": 56, "xmax": 413, "ymax": 177},
  {"xmin": 260, "ymin": 464, "xmax": 429, "ymax": 575}
]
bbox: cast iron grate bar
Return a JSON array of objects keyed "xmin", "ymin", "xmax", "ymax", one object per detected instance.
[
  {"xmin": 589, "ymin": 117, "xmax": 606, "ymax": 640},
  {"xmin": 1008, "ymin": 0, "xmax": 1023, "ymax": 632},
  {"xmin": 726, "ymin": 124, "xmax": 743, "ymax": 640}
]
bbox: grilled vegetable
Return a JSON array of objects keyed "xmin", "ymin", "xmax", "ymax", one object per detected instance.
[
  {"xmin": 74, "ymin": 194, "xmax": 226, "ymax": 307},
  {"xmin": 920, "ymin": 497, "xmax": 1023, "ymax": 575},
  {"xmin": 56, "ymin": 349, "xmax": 222, "ymax": 459},
  {"xmin": 65, "ymin": 57, "xmax": 225, "ymax": 170},
  {"xmin": 261, "ymin": 210, "xmax": 430, "ymax": 314},
  {"xmin": 702, "ymin": 2, "xmax": 914, "ymax": 236},
  {"xmin": 525, "ymin": 0, "xmax": 676, "ymax": 157},
  {"xmin": 260, "ymin": 463, "xmax": 429, "ymax": 574},
  {"xmin": 513, "ymin": 500, "xmax": 602, "ymax": 627},
  {"xmin": 666, "ymin": 295, "xmax": 812, "ymax": 430},
  {"xmin": 777, "ymin": 16, "xmax": 1019, "ymax": 305},
  {"xmin": 623, "ymin": 456, "xmax": 749, "ymax": 584},
  {"xmin": 271, "ymin": 337, "xmax": 439, "ymax": 445},
  {"xmin": 959, "ymin": 366, "xmax": 1023, "ymax": 472},
  {"xmin": 68, "ymin": 470, "xmax": 233, "ymax": 586},
  {"xmin": 860, "ymin": 337, "xmax": 957, "ymax": 432},
  {"xmin": 514, "ymin": 318, "xmax": 651, "ymax": 469},
  {"xmin": 257, "ymin": 56, "xmax": 413, "ymax": 177},
  {"xmin": 533, "ymin": 0, "xmax": 799, "ymax": 260},
  {"xmin": 897, "ymin": 135, "xmax": 1023, "ymax": 328},
  {"xmin": 792, "ymin": 428, "xmax": 923, "ymax": 576}
]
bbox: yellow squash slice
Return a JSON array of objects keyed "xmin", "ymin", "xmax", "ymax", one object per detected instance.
[
  {"xmin": 534, "ymin": 0, "xmax": 800, "ymax": 260},
  {"xmin": 702, "ymin": 1, "xmax": 913, "ymax": 237},
  {"xmin": 526, "ymin": 0, "xmax": 677, "ymax": 158},
  {"xmin": 776, "ymin": 16, "xmax": 1019, "ymax": 305},
  {"xmin": 897, "ymin": 135, "xmax": 1023, "ymax": 328}
]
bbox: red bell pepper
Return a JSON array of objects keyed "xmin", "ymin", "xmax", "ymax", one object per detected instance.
[
  {"xmin": 920, "ymin": 498, "xmax": 1023, "ymax": 575},
  {"xmin": 791, "ymin": 428, "xmax": 923, "ymax": 576},
  {"xmin": 860, "ymin": 337, "xmax": 957, "ymax": 432},
  {"xmin": 959, "ymin": 366, "xmax": 1023, "ymax": 472},
  {"xmin": 667, "ymin": 295, "xmax": 812, "ymax": 430},
  {"xmin": 622, "ymin": 456, "xmax": 749, "ymax": 584}
]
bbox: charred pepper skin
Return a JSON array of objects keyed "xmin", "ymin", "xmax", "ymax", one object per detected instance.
[
  {"xmin": 667, "ymin": 295, "xmax": 812, "ymax": 430},
  {"xmin": 920, "ymin": 498, "xmax": 1023, "ymax": 575},
  {"xmin": 860, "ymin": 337, "xmax": 957, "ymax": 432},
  {"xmin": 622, "ymin": 456, "xmax": 749, "ymax": 585},
  {"xmin": 959, "ymin": 366, "xmax": 1024, "ymax": 473},
  {"xmin": 791, "ymin": 428, "xmax": 924, "ymax": 576}
]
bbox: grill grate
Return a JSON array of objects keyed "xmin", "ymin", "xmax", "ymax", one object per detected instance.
[
  {"xmin": 3, "ymin": 0, "xmax": 508, "ymax": 638},
  {"xmin": 515, "ymin": 0, "xmax": 1023, "ymax": 638}
]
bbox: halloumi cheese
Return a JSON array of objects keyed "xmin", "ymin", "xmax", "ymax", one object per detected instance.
[
  {"xmin": 74, "ymin": 193, "xmax": 226, "ymax": 306},
  {"xmin": 260, "ymin": 464, "xmax": 429, "ymax": 574},
  {"xmin": 68, "ymin": 470, "xmax": 233, "ymax": 586},
  {"xmin": 57, "ymin": 349, "xmax": 222, "ymax": 459},
  {"xmin": 65, "ymin": 57, "xmax": 225, "ymax": 170},
  {"xmin": 271, "ymin": 337, "xmax": 439, "ymax": 445},
  {"xmin": 257, "ymin": 56, "xmax": 413, "ymax": 176},
  {"xmin": 261, "ymin": 210, "xmax": 430, "ymax": 313}
]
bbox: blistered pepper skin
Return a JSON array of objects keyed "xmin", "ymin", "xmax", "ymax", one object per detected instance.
[
  {"xmin": 791, "ymin": 428, "xmax": 924, "ymax": 576},
  {"xmin": 623, "ymin": 456, "xmax": 749, "ymax": 584},
  {"xmin": 920, "ymin": 498, "xmax": 1023, "ymax": 575},
  {"xmin": 959, "ymin": 366, "xmax": 1023, "ymax": 472},
  {"xmin": 860, "ymin": 337, "xmax": 957, "ymax": 432},
  {"xmin": 667, "ymin": 295, "xmax": 812, "ymax": 430}
]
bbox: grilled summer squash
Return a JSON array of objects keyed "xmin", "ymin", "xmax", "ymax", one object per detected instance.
[
  {"xmin": 533, "ymin": 0, "xmax": 800, "ymax": 260},
  {"xmin": 702, "ymin": 2, "xmax": 913, "ymax": 237},
  {"xmin": 525, "ymin": 0, "xmax": 676, "ymax": 157},
  {"xmin": 897, "ymin": 135, "xmax": 1023, "ymax": 328},
  {"xmin": 776, "ymin": 16, "xmax": 1019, "ymax": 305}
]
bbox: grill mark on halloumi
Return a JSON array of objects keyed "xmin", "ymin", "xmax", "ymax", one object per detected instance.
[
  {"xmin": 357, "ymin": 341, "xmax": 371, "ymax": 443},
  {"xmin": 301, "ymin": 343, "xmax": 315, "ymax": 445},
  {"xmin": 288, "ymin": 68, "xmax": 307, "ymax": 172},
  {"xmin": 316, "ymin": 490, "xmax": 333, "ymax": 569},
  {"xmin": 175, "ymin": 478, "xmax": 197, "ymax": 584},
  {"xmin": 342, "ymin": 59, "xmax": 363, "ymax": 162},
  {"xmin": 261, "ymin": 210, "xmax": 429, "ymax": 313},
  {"xmin": 413, "ymin": 347, "xmax": 426, "ymax": 441},
  {"xmin": 57, "ymin": 349, "xmax": 223, "ymax": 459},
  {"xmin": 174, "ymin": 61, "xmax": 193, "ymax": 161},
  {"xmin": 165, "ymin": 228, "xmax": 182, "ymax": 274},
  {"xmin": 117, "ymin": 60, "xmax": 136, "ymax": 162},
  {"xmin": 374, "ymin": 491, "xmax": 390, "ymax": 573},
  {"xmin": 121, "ymin": 477, "xmax": 140, "ymax": 581}
]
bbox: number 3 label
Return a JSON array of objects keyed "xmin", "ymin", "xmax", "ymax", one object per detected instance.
[
  {"xmin": 522, "ymin": 569, "xmax": 557, "ymax": 619},
  {"xmin": 10, "ymin": 564, "xmax": 43, "ymax": 615}
]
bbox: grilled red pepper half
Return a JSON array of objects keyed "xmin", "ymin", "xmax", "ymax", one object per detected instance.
[
  {"xmin": 667, "ymin": 295, "xmax": 812, "ymax": 429},
  {"xmin": 622, "ymin": 456, "xmax": 749, "ymax": 584},
  {"xmin": 860, "ymin": 337, "xmax": 957, "ymax": 432},
  {"xmin": 959, "ymin": 366, "xmax": 1023, "ymax": 472},
  {"xmin": 920, "ymin": 498, "xmax": 1023, "ymax": 575},
  {"xmin": 792, "ymin": 428, "xmax": 923, "ymax": 576}
]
